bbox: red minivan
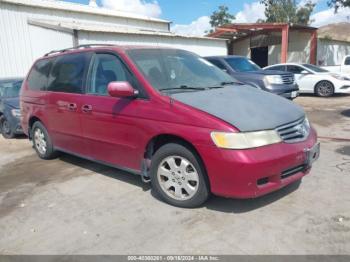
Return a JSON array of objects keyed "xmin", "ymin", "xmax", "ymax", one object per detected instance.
[{"xmin": 21, "ymin": 45, "xmax": 320, "ymax": 207}]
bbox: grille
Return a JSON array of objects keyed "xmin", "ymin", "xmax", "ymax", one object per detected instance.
[
  {"xmin": 281, "ymin": 165, "xmax": 305, "ymax": 179},
  {"xmin": 276, "ymin": 118, "xmax": 310, "ymax": 143},
  {"xmin": 281, "ymin": 74, "xmax": 295, "ymax": 85}
]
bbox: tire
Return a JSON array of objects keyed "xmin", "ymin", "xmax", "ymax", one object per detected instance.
[
  {"xmin": 0, "ymin": 116, "xmax": 15, "ymax": 139},
  {"xmin": 315, "ymin": 81, "xmax": 334, "ymax": 97},
  {"xmin": 150, "ymin": 143, "xmax": 210, "ymax": 208},
  {"xmin": 31, "ymin": 121, "xmax": 58, "ymax": 159}
]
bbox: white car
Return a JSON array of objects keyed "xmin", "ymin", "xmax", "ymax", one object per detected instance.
[{"xmin": 264, "ymin": 63, "xmax": 350, "ymax": 97}]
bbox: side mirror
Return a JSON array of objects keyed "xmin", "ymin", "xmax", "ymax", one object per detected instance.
[
  {"xmin": 301, "ymin": 70, "xmax": 309, "ymax": 74},
  {"xmin": 107, "ymin": 81, "xmax": 139, "ymax": 98}
]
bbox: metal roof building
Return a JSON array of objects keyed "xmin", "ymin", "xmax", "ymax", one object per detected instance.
[
  {"xmin": 208, "ymin": 22, "xmax": 350, "ymax": 67},
  {"xmin": 0, "ymin": 0, "xmax": 227, "ymax": 78}
]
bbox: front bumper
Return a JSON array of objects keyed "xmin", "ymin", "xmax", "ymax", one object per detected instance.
[
  {"xmin": 8, "ymin": 115, "xmax": 23, "ymax": 135},
  {"xmin": 266, "ymin": 83, "xmax": 300, "ymax": 99},
  {"xmin": 196, "ymin": 128, "xmax": 318, "ymax": 198},
  {"xmin": 337, "ymin": 85, "xmax": 350, "ymax": 93}
]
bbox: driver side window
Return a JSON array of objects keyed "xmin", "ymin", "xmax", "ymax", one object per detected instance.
[{"xmin": 88, "ymin": 53, "xmax": 128, "ymax": 96}]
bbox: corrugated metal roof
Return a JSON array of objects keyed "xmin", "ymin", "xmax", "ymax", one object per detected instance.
[
  {"xmin": 28, "ymin": 18, "xmax": 226, "ymax": 41},
  {"xmin": 317, "ymin": 22, "xmax": 350, "ymax": 42},
  {"xmin": 0, "ymin": 0, "xmax": 170, "ymax": 24}
]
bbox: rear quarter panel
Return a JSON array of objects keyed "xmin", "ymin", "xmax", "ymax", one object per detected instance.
[{"xmin": 20, "ymin": 81, "xmax": 49, "ymax": 136}]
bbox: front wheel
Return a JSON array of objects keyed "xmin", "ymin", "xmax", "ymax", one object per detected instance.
[
  {"xmin": 315, "ymin": 81, "xmax": 334, "ymax": 97},
  {"xmin": 150, "ymin": 143, "xmax": 210, "ymax": 208},
  {"xmin": 32, "ymin": 121, "xmax": 58, "ymax": 159},
  {"xmin": 0, "ymin": 116, "xmax": 15, "ymax": 139}
]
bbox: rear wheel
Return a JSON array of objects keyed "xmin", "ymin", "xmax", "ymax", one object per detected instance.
[
  {"xmin": 315, "ymin": 81, "xmax": 334, "ymax": 97},
  {"xmin": 0, "ymin": 116, "xmax": 15, "ymax": 139},
  {"xmin": 150, "ymin": 143, "xmax": 210, "ymax": 208},
  {"xmin": 32, "ymin": 121, "xmax": 58, "ymax": 159}
]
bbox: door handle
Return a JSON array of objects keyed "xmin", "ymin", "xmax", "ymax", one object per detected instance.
[
  {"xmin": 82, "ymin": 104, "xmax": 93, "ymax": 113},
  {"xmin": 67, "ymin": 103, "xmax": 77, "ymax": 111}
]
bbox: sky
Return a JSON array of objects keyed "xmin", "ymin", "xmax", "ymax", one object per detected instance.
[{"xmin": 62, "ymin": 0, "xmax": 350, "ymax": 36}]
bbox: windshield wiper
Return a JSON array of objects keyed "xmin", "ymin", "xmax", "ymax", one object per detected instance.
[
  {"xmin": 221, "ymin": 81, "xmax": 244, "ymax": 86},
  {"xmin": 159, "ymin": 85, "xmax": 207, "ymax": 92},
  {"xmin": 207, "ymin": 81, "xmax": 244, "ymax": 89}
]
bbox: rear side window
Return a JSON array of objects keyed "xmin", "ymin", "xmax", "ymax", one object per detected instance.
[
  {"xmin": 47, "ymin": 53, "xmax": 91, "ymax": 94},
  {"xmin": 28, "ymin": 59, "xmax": 52, "ymax": 91}
]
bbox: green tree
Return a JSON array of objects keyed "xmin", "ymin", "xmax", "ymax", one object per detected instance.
[
  {"xmin": 328, "ymin": 0, "xmax": 350, "ymax": 12},
  {"xmin": 259, "ymin": 0, "xmax": 316, "ymax": 25},
  {"xmin": 209, "ymin": 5, "xmax": 235, "ymax": 31}
]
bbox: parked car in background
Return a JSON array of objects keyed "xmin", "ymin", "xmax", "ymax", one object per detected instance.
[
  {"xmin": 322, "ymin": 55, "xmax": 350, "ymax": 76},
  {"xmin": 204, "ymin": 55, "xmax": 299, "ymax": 100},
  {"xmin": 0, "ymin": 77, "xmax": 23, "ymax": 138},
  {"xmin": 21, "ymin": 45, "xmax": 319, "ymax": 208},
  {"xmin": 264, "ymin": 63, "xmax": 350, "ymax": 97}
]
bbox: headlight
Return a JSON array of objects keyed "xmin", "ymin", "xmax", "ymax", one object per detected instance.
[
  {"xmin": 211, "ymin": 130, "xmax": 282, "ymax": 149},
  {"xmin": 264, "ymin": 75, "xmax": 284, "ymax": 85},
  {"xmin": 331, "ymin": 74, "xmax": 350, "ymax": 81},
  {"xmin": 11, "ymin": 109, "xmax": 21, "ymax": 118}
]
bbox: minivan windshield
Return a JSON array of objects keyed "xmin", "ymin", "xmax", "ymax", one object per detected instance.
[
  {"xmin": 302, "ymin": 64, "xmax": 329, "ymax": 73},
  {"xmin": 225, "ymin": 57, "xmax": 261, "ymax": 72},
  {"xmin": 127, "ymin": 49, "xmax": 235, "ymax": 92},
  {"xmin": 0, "ymin": 80, "xmax": 22, "ymax": 98}
]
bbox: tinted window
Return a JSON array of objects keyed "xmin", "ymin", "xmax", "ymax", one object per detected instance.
[
  {"xmin": 127, "ymin": 49, "xmax": 233, "ymax": 92},
  {"xmin": 0, "ymin": 80, "xmax": 22, "ymax": 97},
  {"xmin": 224, "ymin": 57, "xmax": 261, "ymax": 72},
  {"xmin": 267, "ymin": 65, "xmax": 285, "ymax": 71},
  {"xmin": 28, "ymin": 59, "xmax": 52, "ymax": 91},
  {"xmin": 88, "ymin": 53, "xmax": 136, "ymax": 96},
  {"xmin": 345, "ymin": 57, "xmax": 350, "ymax": 65},
  {"xmin": 287, "ymin": 65, "xmax": 305, "ymax": 74},
  {"xmin": 47, "ymin": 53, "xmax": 91, "ymax": 93},
  {"xmin": 207, "ymin": 59, "xmax": 227, "ymax": 70}
]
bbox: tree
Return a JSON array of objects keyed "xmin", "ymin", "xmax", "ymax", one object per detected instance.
[
  {"xmin": 259, "ymin": 0, "xmax": 316, "ymax": 25},
  {"xmin": 209, "ymin": 5, "xmax": 235, "ymax": 31},
  {"xmin": 328, "ymin": 0, "xmax": 350, "ymax": 12}
]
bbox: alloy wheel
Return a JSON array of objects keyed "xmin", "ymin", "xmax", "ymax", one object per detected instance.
[
  {"xmin": 34, "ymin": 128, "xmax": 47, "ymax": 155},
  {"xmin": 2, "ymin": 120, "xmax": 10, "ymax": 135},
  {"xmin": 317, "ymin": 81, "xmax": 334, "ymax": 97},
  {"xmin": 157, "ymin": 156, "xmax": 199, "ymax": 201}
]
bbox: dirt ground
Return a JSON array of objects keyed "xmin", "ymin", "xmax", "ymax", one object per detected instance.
[{"xmin": 0, "ymin": 95, "xmax": 349, "ymax": 255}]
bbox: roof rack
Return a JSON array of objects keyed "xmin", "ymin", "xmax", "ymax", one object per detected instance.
[{"xmin": 44, "ymin": 44, "xmax": 116, "ymax": 57}]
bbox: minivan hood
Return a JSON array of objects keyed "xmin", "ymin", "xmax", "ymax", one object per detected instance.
[
  {"xmin": 171, "ymin": 86, "xmax": 305, "ymax": 132},
  {"xmin": 3, "ymin": 97, "xmax": 20, "ymax": 109}
]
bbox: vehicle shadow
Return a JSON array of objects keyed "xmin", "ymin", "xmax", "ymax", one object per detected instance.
[
  {"xmin": 341, "ymin": 109, "xmax": 350, "ymax": 117},
  {"xmin": 204, "ymin": 180, "xmax": 301, "ymax": 213},
  {"xmin": 298, "ymin": 93, "xmax": 350, "ymax": 98},
  {"xmin": 58, "ymin": 153, "xmax": 151, "ymax": 192},
  {"xmin": 58, "ymin": 153, "xmax": 301, "ymax": 213}
]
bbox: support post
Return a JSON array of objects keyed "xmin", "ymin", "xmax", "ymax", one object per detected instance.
[
  {"xmin": 281, "ymin": 25, "xmax": 289, "ymax": 63},
  {"xmin": 310, "ymin": 30, "xmax": 317, "ymax": 65},
  {"xmin": 73, "ymin": 29, "xmax": 79, "ymax": 47}
]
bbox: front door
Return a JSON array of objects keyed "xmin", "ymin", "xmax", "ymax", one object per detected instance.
[
  {"xmin": 46, "ymin": 52, "xmax": 92, "ymax": 155},
  {"xmin": 80, "ymin": 52, "xmax": 148, "ymax": 170},
  {"xmin": 287, "ymin": 65, "xmax": 313, "ymax": 93}
]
